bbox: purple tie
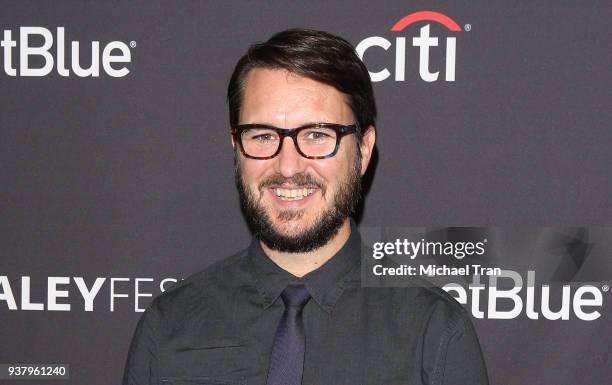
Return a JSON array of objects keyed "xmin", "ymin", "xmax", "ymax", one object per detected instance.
[{"xmin": 266, "ymin": 283, "xmax": 311, "ymax": 385}]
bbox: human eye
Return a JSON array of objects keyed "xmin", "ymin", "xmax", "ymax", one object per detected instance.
[
  {"xmin": 253, "ymin": 133, "xmax": 276, "ymax": 142},
  {"xmin": 301, "ymin": 128, "xmax": 335, "ymax": 143},
  {"xmin": 243, "ymin": 129, "xmax": 278, "ymax": 143},
  {"xmin": 310, "ymin": 131, "xmax": 332, "ymax": 139}
]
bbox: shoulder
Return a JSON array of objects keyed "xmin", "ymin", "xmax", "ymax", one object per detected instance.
[
  {"xmin": 358, "ymin": 274, "xmax": 470, "ymax": 334},
  {"xmin": 361, "ymin": 254, "xmax": 468, "ymax": 328},
  {"xmin": 411, "ymin": 286, "xmax": 487, "ymax": 384},
  {"xmin": 365, "ymin": 283, "xmax": 488, "ymax": 384},
  {"xmin": 416, "ymin": 284, "xmax": 472, "ymax": 338},
  {"xmin": 378, "ymin": 283, "xmax": 485, "ymax": 382},
  {"xmin": 144, "ymin": 248, "xmax": 249, "ymax": 323},
  {"xmin": 164, "ymin": 248, "xmax": 247, "ymax": 293},
  {"xmin": 408, "ymin": 278, "xmax": 471, "ymax": 334},
  {"xmin": 400, "ymin": 282, "xmax": 481, "ymax": 365},
  {"xmin": 417, "ymin": 283, "xmax": 468, "ymax": 324}
]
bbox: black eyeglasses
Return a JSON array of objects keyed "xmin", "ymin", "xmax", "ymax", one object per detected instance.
[{"xmin": 231, "ymin": 123, "xmax": 357, "ymax": 160}]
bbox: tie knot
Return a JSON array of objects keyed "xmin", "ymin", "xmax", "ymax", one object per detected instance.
[{"xmin": 281, "ymin": 283, "xmax": 311, "ymax": 309}]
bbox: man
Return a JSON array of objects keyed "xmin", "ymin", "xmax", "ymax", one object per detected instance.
[{"xmin": 123, "ymin": 29, "xmax": 488, "ymax": 385}]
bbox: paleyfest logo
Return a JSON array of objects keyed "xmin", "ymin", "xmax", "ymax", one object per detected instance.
[
  {"xmin": 356, "ymin": 11, "xmax": 465, "ymax": 82},
  {"xmin": 0, "ymin": 26, "xmax": 134, "ymax": 77}
]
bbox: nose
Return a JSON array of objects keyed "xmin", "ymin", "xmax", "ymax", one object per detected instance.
[{"xmin": 275, "ymin": 137, "xmax": 304, "ymax": 178}]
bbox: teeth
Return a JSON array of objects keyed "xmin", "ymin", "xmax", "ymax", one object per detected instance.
[{"xmin": 274, "ymin": 188, "xmax": 315, "ymax": 200}]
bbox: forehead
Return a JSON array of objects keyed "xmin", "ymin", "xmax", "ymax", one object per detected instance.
[{"xmin": 239, "ymin": 68, "xmax": 352, "ymax": 126}]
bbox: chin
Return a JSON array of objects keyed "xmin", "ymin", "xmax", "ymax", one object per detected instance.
[
  {"xmin": 272, "ymin": 217, "xmax": 308, "ymax": 235},
  {"xmin": 272, "ymin": 214, "xmax": 318, "ymax": 234}
]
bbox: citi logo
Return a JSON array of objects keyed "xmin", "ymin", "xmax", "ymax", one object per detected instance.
[
  {"xmin": 0, "ymin": 27, "xmax": 134, "ymax": 77},
  {"xmin": 356, "ymin": 11, "xmax": 464, "ymax": 82}
]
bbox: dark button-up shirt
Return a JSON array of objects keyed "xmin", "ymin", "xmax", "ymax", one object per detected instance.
[{"xmin": 123, "ymin": 224, "xmax": 488, "ymax": 385}]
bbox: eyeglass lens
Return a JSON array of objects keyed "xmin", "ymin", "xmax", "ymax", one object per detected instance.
[{"xmin": 241, "ymin": 127, "xmax": 337, "ymax": 158}]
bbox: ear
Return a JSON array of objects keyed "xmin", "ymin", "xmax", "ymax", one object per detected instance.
[
  {"xmin": 230, "ymin": 130, "xmax": 236, "ymax": 149},
  {"xmin": 359, "ymin": 126, "xmax": 376, "ymax": 175}
]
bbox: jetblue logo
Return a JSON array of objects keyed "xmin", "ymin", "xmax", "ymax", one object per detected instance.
[
  {"xmin": 444, "ymin": 270, "xmax": 607, "ymax": 321},
  {"xmin": 0, "ymin": 27, "xmax": 134, "ymax": 77},
  {"xmin": 356, "ymin": 11, "xmax": 464, "ymax": 82}
]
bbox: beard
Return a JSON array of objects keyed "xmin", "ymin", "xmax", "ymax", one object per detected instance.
[{"xmin": 234, "ymin": 150, "xmax": 362, "ymax": 253}]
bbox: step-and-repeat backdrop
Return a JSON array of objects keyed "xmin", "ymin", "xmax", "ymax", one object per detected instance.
[{"xmin": 1, "ymin": 1, "xmax": 610, "ymax": 384}]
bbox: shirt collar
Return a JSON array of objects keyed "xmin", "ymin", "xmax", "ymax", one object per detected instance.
[{"xmin": 247, "ymin": 219, "xmax": 361, "ymax": 313}]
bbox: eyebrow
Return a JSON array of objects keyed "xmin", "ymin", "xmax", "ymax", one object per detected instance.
[{"xmin": 240, "ymin": 121, "xmax": 347, "ymax": 128}]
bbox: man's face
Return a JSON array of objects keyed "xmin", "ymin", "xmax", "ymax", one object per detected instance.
[{"xmin": 234, "ymin": 68, "xmax": 367, "ymax": 252}]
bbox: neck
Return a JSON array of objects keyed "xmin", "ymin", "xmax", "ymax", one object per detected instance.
[{"xmin": 261, "ymin": 219, "xmax": 352, "ymax": 278}]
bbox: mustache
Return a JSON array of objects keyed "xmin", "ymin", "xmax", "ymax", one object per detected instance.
[{"xmin": 258, "ymin": 173, "xmax": 326, "ymax": 195}]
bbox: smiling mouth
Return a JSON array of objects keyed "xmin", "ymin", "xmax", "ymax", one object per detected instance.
[{"xmin": 272, "ymin": 187, "xmax": 317, "ymax": 201}]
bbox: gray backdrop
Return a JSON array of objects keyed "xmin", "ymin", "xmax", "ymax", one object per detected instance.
[{"xmin": 1, "ymin": 1, "xmax": 610, "ymax": 384}]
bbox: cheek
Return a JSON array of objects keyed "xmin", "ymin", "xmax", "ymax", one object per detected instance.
[
  {"xmin": 309, "ymin": 160, "xmax": 337, "ymax": 182},
  {"xmin": 309, "ymin": 154, "xmax": 353, "ymax": 185},
  {"xmin": 241, "ymin": 158, "xmax": 273, "ymax": 186},
  {"xmin": 320, "ymin": 141, "xmax": 357, "ymax": 177}
]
